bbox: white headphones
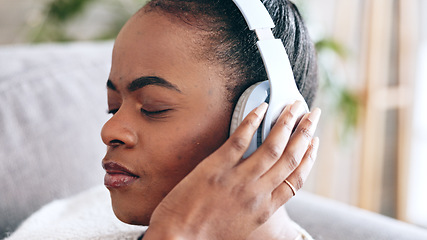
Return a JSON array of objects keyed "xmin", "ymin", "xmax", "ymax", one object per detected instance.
[{"xmin": 230, "ymin": 0, "xmax": 309, "ymax": 158}]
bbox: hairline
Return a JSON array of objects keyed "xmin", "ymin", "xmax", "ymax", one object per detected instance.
[{"xmin": 140, "ymin": 4, "xmax": 238, "ymax": 106}]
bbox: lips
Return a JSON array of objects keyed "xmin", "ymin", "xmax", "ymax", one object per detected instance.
[{"xmin": 103, "ymin": 162, "xmax": 139, "ymax": 188}]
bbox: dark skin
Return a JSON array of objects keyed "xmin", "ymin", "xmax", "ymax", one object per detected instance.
[
  {"xmin": 102, "ymin": 9, "xmax": 231, "ymax": 224},
  {"xmin": 101, "ymin": 8, "xmax": 320, "ymax": 240}
]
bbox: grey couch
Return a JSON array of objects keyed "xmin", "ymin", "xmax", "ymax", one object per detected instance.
[{"xmin": 1, "ymin": 42, "xmax": 427, "ymax": 239}]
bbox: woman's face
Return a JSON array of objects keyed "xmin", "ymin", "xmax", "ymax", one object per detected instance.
[{"xmin": 101, "ymin": 9, "xmax": 232, "ymax": 225}]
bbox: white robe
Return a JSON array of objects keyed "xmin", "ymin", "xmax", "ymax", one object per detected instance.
[
  {"xmin": 6, "ymin": 185, "xmax": 146, "ymax": 240},
  {"xmin": 6, "ymin": 185, "xmax": 313, "ymax": 240}
]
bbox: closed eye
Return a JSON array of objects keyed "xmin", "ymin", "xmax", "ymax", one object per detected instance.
[
  {"xmin": 107, "ymin": 109, "xmax": 119, "ymax": 115},
  {"xmin": 141, "ymin": 108, "xmax": 171, "ymax": 118},
  {"xmin": 106, "ymin": 108, "xmax": 172, "ymax": 118}
]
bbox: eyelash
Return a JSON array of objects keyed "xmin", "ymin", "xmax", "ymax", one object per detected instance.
[
  {"xmin": 141, "ymin": 108, "xmax": 171, "ymax": 118},
  {"xmin": 107, "ymin": 108, "xmax": 171, "ymax": 118},
  {"xmin": 107, "ymin": 109, "xmax": 119, "ymax": 115}
]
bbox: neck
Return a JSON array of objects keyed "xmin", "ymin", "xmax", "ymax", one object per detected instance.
[{"xmin": 247, "ymin": 206, "xmax": 300, "ymax": 240}]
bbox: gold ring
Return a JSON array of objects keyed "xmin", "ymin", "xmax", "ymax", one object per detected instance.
[{"xmin": 284, "ymin": 179, "xmax": 296, "ymax": 196}]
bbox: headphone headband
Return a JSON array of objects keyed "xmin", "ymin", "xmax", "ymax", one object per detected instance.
[
  {"xmin": 232, "ymin": 0, "xmax": 274, "ymax": 30},
  {"xmin": 232, "ymin": 0, "xmax": 308, "ymax": 142}
]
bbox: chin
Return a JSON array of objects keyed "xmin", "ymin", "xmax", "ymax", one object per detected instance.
[
  {"xmin": 114, "ymin": 211, "xmax": 150, "ymax": 226},
  {"xmin": 109, "ymin": 190, "xmax": 154, "ymax": 226},
  {"xmin": 112, "ymin": 202, "xmax": 152, "ymax": 226}
]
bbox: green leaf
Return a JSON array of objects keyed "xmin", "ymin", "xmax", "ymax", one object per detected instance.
[
  {"xmin": 315, "ymin": 38, "xmax": 348, "ymax": 58},
  {"xmin": 46, "ymin": 0, "xmax": 96, "ymax": 22}
]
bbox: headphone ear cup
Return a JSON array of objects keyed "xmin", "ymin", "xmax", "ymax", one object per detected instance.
[
  {"xmin": 230, "ymin": 83, "xmax": 260, "ymax": 136},
  {"xmin": 230, "ymin": 80, "xmax": 270, "ymax": 158}
]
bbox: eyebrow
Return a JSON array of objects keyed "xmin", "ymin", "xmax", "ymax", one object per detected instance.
[{"xmin": 107, "ymin": 76, "xmax": 182, "ymax": 93}]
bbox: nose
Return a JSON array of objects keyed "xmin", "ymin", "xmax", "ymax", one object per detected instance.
[{"xmin": 101, "ymin": 111, "xmax": 138, "ymax": 148}]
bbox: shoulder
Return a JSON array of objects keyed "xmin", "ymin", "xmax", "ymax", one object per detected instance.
[{"xmin": 6, "ymin": 185, "xmax": 146, "ymax": 240}]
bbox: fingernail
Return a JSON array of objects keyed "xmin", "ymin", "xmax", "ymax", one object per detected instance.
[
  {"xmin": 308, "ymin": 108, "xmax": 321, "ymax": 126},
  {"xmin": 311, "ymin": 137, "xmax": 320, "ymax": 160},
  {"xmin": 290, "ymin": 101, "xmax": 304, "ymax": 116},
  {"xmin": 313, "ymin": 136, "xmax": 320, "ymax": 149},
  {"xmin": 255, "ymin": 102, "xmax": 268, "ymax": 117}
]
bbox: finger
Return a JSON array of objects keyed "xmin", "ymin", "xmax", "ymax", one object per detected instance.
[
  {"xmin": 262, "ymin": 108, "xmax": 321, "ymax": 188},
  {"xmin": 215, "ymin": 102, "xmax": 268, "ymax": 168},
  {"xmin": 271, "ymin": 137, "xmax": 319, "ymax": 207},
  {"xmin": 237, "ymin": 101, "xmax": 306, "ymax": 178}
]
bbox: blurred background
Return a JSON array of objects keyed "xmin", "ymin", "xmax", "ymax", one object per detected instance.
[{"xmin": 0, "ymin": 0, "xmax": 426, "ymax": 229}]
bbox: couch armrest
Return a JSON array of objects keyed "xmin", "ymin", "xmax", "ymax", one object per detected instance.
[{"xmin": 287, "ymin": 191, "xmax": 427, "ymax": 240}]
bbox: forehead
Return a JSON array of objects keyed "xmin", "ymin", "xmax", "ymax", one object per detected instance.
[{"xmin": 110, "ymin": 9, "xmax": 210, "ymax": 90}]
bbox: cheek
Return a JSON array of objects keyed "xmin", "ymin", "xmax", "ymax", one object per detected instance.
[{"xmin": 156, "ymin": 113, "xmax": 230, "ymax": 181}]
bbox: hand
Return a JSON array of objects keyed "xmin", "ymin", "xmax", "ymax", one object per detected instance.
[{"xmin": 144, "ymin": 101, "xmax": 321, "ymax": 240}]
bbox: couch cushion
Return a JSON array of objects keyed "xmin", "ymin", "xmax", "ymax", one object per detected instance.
[
  {"xmin": 287, "ymin": 191, "xmax": 427, "ymax": 240},
  {"xmin": 0, "ymin": 42, "xmax": 113, "ymax": 237}
]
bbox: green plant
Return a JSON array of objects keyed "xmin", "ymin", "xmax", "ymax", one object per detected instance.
[
  {"xmin": 315, "ymin": 38, "xmax": 361, "ymax": 140},
  {"xmin": 28, "ymin": 0, "xmax": 146, "ymax": 42},
  {"xmin": 291, "ymin": 0, "xmax": 361, "ymax": 141},
  {"xmin": 47, "ymin": 0, "xmax": 95, "ymax": 21}
]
